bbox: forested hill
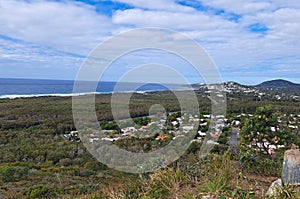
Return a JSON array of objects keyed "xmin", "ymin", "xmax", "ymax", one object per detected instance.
[{"xmin": 255, "ymin": 79, "xmax": 300, "ymax": 91}]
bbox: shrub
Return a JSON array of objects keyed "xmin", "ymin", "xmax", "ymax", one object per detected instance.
[
  {"xmin": 197, "ymin": 152, "xmax": 236, "ymax": 195},
  {"xmin": 24, "ymin": 185, "xmax": 54, "ymax": 199},
  {"xmin": 143, "ymin": 168, "xmax": 189, "ymax": 198},
  {"xmin": 58, "ymin": 158, "xmax": 72, "ymax": 166},
  {"xmin": 0, "ymin": 165, "xmax": 29, "ymax": 182},
  {"xmin": 240, "ymin": 148, "xmax": 282, "ymax": 177}
]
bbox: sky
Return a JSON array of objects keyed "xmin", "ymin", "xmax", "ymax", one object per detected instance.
[{"xmin": 0, "ymin": 0, "xmax": 299, "ymax": 85}]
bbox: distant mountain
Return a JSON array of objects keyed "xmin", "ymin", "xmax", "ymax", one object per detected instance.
[{"xmin": 255, "ymin": 79, "xmax": 300, "ymax": 91}]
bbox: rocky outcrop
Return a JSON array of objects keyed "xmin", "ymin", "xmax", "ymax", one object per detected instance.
[{"xmin": 282, "ymin": 149, "xmax": 300, "ymax": 185}]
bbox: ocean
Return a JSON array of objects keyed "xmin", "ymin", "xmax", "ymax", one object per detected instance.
[{"xmin": 0, "ymin": 78, "xmax": 185, "ymax": 99}]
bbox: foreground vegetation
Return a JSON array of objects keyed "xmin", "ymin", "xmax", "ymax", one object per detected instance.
[{"xmin": 0, "ymin": 91, "xmax": 300, "ymax": 198}]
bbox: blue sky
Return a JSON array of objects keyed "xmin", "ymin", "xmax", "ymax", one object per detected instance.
[{"xmin": 0, "ymin": 0, "xmax": 299, "ymax": 85}]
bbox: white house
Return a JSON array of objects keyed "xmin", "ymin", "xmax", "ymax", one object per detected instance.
[{"xmin": 182, "ymin": 125, "xmax": 194, "ymax": 131}]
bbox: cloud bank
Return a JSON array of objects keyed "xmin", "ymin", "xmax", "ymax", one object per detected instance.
[{"xmin": 0, "ymin": 0, "xmax": 299, "ymax": 84}]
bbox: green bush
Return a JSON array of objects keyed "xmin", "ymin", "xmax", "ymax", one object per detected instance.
[
  {"xmin": 240, "ymin": 148, "xmax": 282, "ymax": 177},
  {"xmin": 143, "ymin": 168, "xmax": 189, "ymax": 198},
  {"xmin": 25, "ymin": 185, "xmax": 54, "ymax": 199},
  {"xmin": 0, "ymin": 166, "xmax": 15, "ymax": 182},
  {"xmin": 198, "ymin": 153, "xmax": 236, "ymax": 195},
  {"xmin": 58, "ymin": 158, "xmax": 72, "ymax": 166},
  {"xmin": 79, "ymin": 184, "xmax": 101, "ymax": 194},
  {"xmin": 0, "ymin": 165, "xmax": 29, "ymax": 182}
]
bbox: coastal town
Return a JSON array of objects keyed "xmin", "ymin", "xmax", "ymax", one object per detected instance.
[{"xmin": 64, "ymin": 110, "xmax": 300, "ymax": 156}]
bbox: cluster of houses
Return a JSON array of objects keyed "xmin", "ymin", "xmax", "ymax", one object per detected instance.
[
  {"xmin": 63, "ymin": 112, "xmax": 300, "ymax": 155},
  {"xmin": 64, "ymin": 113, "xmax": 228, "ymax": 144},
  {"xmin": 235, "ymin": 113, "xmax": 300, "ymax": 155},
  {"xmin": 63, "ymin": 131, "xmax": 80, "ymax": 142}
]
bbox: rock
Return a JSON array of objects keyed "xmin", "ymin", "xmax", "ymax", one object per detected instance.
[
  {"xmin": 202, "ymin": 195, "xmax": 217, "ymax": 199},
  {"xmin": 77, "ymin": 149, "xmax": 84, "ymax": 156},
  {"xmin": 28, "ymin": 168, "xmax": 38, "ymax": 174},
  {"xmin": 266, "ymin": 179, "xmax": 282, "ymax": 196},
  {"xmin": 290, "ymin": 144, "xmax": 297, "ymax": 149},
  {"xmin": 282, "ymin": 149, "xmax": 300, "ymax": 185},
  {"xmin": 97, "ymin": 172, "xmax": 112, "ymax": 178}
]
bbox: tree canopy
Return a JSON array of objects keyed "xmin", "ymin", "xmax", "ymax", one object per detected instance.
[{"xmin": 240, "ymin": 105, "xmax": 299, "ymax": 157}]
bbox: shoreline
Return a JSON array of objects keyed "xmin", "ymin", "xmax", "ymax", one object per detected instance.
[
  {"xmin": 0, "ymin": 78, "xmax": 194, "ymax": 99},
  {"xmin": 0, "ymin": 88, "xmax": 194, "ymax": 99}
]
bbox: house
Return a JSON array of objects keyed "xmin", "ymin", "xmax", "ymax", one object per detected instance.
[
  {"xmin": 70, "ymin": 131, "xmax": 78, "ymax": 136},
  {"xmin": 101, "ymin": 137, "xmax": 121, "ymax": 142},
  {"xmin": 89, "ymin": 138, "xmax": 100, "ymax": 143},
  {"xmin": 101, "ymin": 137, "xmax": 115, "ymax": 142},
  {"xmin": 121, "ymin": 132, "xmax": 132, "ymax": 137},
  {"xmin": 171, "ymin": 121, "xmax": 178, "ymax": 126},
  {"xmin": 101, "ymin": 130, "xmax": 115, "ymax": 134},
  {"xmin": 289, "ymin": 125, "xmax": 298, "ymax": 129},
  {"xmin": 210, "ymin": 133, "xmax": 220, "ymax": 139},
  {"xmin": 64, "ymin": 131, "xmax": 80, "ymax": 142},
  {"xmin": 207, "ymin": 140, "xmax": 219, "ymax": 145},
  {"xmin": 182, "ymin": 125, "xmax": 194, "ymax": 131},
  {"xmin": 198, "ymin": 131, "xmax": 206, "ymax": 137},
  {"xmin": 140, "ymin": 125, "xmax": 148, "ymax": 130},
  {"xmin": 160, "ymin": 119, "xmax": 166, "ymax": 123},
  {"xmin": 189, "ymin": 118, "xmax": 200, "ymax": 122},
  {"xmin": 122, "ymin": 126, "xmax": 136, "ymax": 134},
  {"xmin": 232, "ymin": 120, "xmax": 240, "ymax": 126},
  {"xmin": 156, "ymin": 135, "xmax": 169, "ymax": 140},
  {"xmin": 200, "ymin": 122, "xmax": 208, "ymax": 126}
]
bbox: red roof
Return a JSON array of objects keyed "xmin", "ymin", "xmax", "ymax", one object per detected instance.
[{"xmin": 156, "ymin": 135, "xmax": 169, "ymax": 140}]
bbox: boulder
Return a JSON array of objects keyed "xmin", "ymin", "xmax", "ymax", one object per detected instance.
[
  {"xmin": 266, "ymin": 179, "xmax": 282, "ymax": 196},
  {"xmin": 282, "ymin": 149, "xmax": 300, "ymax": 185}
]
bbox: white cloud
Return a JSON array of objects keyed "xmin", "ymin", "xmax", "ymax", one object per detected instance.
[
  {"xmin": 0, "ymin": 0, "xmax": 116, "ymax": 54},
  {"xmin": 0, "ymin": 37, "xmax": 82, "ymax": 79},
  {"xmin": 0, "ymin": 37, "xmax": 80, "ymax": 64},
  {"xmin": 0, "ymin": 0, "xmax": 299, "ymax": 84},
  {"xmin": 256, "ymin": 8, "xmax": 300, "ymax": 43},
  {"xmin": 112, "ymin": 9, "xmax": 238, "ymax": 31},
  {"xmin": 198, "ymin": 0, "xmax": 272, "ymax": 15},
  {"xmin": 113, "ymin": 0, "xmax": 194, "ymax": 12}
]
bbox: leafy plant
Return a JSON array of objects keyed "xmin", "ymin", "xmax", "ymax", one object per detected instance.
[
  {"xmin": 266, "ymin": 180, "xmax": 299, "ymax": 199},
  {"xmin": 231, "ymin": 172, "xmax": 256, "ymax": 199},
  {"xmin": 143, "ymin": 167, "xmax": 189, "ymax": 198},
  {"xmin": 24, "ymin": 185, "xmax": 54, "ymax": 199},
  {"xmin": 240, "ymin": 106, "xmax": 299, "ymax": 158},
  {"xmin": 198, "ymin": 152, "xmax": 235, "ymax": 195}
]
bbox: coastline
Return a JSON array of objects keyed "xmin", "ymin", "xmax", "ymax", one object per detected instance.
[
  {"xmin": 0, "ymin": 78, "xmax": 192, "ymax": 99},
  {"xmin": 0, "ymin": 88, "xmax": 193, "ymax": 99}
]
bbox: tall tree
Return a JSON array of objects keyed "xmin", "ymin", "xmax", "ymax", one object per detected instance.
[{"xmin": 240, "ymin": 105, "xmax": 296, "ymax": 157}]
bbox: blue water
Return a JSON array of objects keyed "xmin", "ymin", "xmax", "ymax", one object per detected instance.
[{"xmin": 0, "ymin": 78, "xmax": 184, "ymax": 98}]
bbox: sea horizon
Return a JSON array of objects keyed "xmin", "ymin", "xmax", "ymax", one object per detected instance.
[{"xmin": 0, "ymin": 77, "xmax": 189, "ymax": 99}]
